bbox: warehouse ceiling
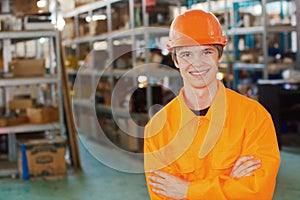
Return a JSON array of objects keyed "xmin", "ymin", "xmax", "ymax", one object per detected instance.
[
  {"xmin": 105, "ymin": 0, "xmax": 217, "ymax": 7},
  {"xmin": 154, "ymin": 0, "xmax": 219, "ymax": 6}
]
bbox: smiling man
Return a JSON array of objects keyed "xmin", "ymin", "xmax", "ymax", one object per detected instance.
[{"xmin": 144, "ymin": 9, "xmax": 280, "ymax": 199}]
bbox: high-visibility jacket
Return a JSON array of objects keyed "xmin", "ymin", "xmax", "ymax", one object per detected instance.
[{"xmin": 144, "ymin": 82, "xmax": 280, "ymax": 200}]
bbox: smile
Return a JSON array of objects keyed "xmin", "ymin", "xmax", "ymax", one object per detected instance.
[{"xmin": 189, "ymin": 69, "xmax": 209, "ymax": 76}]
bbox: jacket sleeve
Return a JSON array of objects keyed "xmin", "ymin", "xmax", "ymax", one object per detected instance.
[
  {"xmin": 186, "ymin": 113, "xmax": 281, "ymax": 200},
  {"xmin": 144, "ymin": 123, "xmax": 171, "ymax": 200}
]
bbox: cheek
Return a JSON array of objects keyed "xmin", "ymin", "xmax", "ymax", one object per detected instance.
[
  {"xmin": 205, "ymin": 56, "xmax": 219, "ymax": 67},
  {"xmin": 177, "ymin": 57, "xmax": 192, "ymax": 66},
  {"xmin": 177, "ymin": 61, "xmax": 192, "ymax": 71}
]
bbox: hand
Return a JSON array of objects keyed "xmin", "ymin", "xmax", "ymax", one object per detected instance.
[
  {"xmin": 230, "ymin": 155, "xmax": 261, "ymax": 178},
  {"xmin": 148, "ymin": 170, "xmax": 190, "ymax": 199}
]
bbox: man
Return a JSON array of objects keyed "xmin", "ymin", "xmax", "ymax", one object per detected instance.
[{"xmin": 144, "ymin": 9, "xmax": 280, "ymax": 199}]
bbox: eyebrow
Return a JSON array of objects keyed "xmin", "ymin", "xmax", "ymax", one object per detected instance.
[
  {"xmin": 177, "ymin": 50, "xmax": 191, "ymax": 54},
  {"xmin": 177, "ymin": 46, "xmax": 215, "ymax": 54},
  {"xmin": 202, "ymin": 47, "xmax": 215, "ymax": 51}
]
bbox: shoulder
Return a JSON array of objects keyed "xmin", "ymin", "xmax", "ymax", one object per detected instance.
[
  {"xmin": 225, "ymin": 88, "xmax": 270, "ymax": 117},
  {"xmin": 223, "ymin": 88, "xmax": 275, "ymax": 141}
]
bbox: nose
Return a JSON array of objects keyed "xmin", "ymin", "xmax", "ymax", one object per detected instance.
[{"xmin": 190, "ymin": 54, "xmax": 205, "ymax": 67}]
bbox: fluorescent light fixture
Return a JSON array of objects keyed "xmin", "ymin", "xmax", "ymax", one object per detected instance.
[
  {"xmin": 94, "ymin": 41, "xmax": 108, "ymax": 50},
  {"xmin": 138, "ymin": 76, "xmax": 147, "ymax": 83},
  {"xmin": 37, "ymin": 0, "xmax": 47, "ymax": 8},
  {"xmin": 39, "ymin": 37, "xmax": 46, "ymax": 44},
  {"xmin": 113, "ymin": 40, "xmax": 121, "ymax": 45},
  {"xmin": 85, "ymin": 15, "xmax": 107, "ymax": 22}
]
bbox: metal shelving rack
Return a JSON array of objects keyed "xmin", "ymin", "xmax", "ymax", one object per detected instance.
[
  {"xmin": 61, "ymin": 0, "xmax": 183, "ymax": 151},
  {"xmin": 0, "ymin": 30, "xmax": 65, "ymax": 177},
  {"xmin": 0, "ymin": 76, "xmax": 59, "ymax": 86},
  {"xmin": 227, "ymin": 0, "xmax": 300, "ymax": 89}
]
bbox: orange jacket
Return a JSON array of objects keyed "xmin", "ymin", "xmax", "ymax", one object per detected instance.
[{"xmin": 144, "ymin": 83, "xmax": 280, "ymax": 200}]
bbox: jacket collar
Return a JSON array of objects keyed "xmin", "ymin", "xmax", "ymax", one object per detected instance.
[
  {"xmin": 178, "ymin": 90, "xmax": 198, "ymax": 128},
  {"xmin": 177, "ymin": 81, "xmax": 227, "ymax": 158},
  {"xmin": 199, "ymin": 82, "xmax": 226, "ymax": 158}
]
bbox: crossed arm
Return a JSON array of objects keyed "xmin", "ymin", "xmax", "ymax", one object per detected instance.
[
  {"xmin": 147, "ymin": 155, "xmax": 261, "ymax": 199},
  {"xmin": 145, "ymin": 110, "xmax": 280, "ymax": 199}
]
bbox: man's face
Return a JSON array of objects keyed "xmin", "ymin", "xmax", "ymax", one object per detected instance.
[{"xmin": 175, "ymin": 45, "xmax": 220, "ymax": 88}]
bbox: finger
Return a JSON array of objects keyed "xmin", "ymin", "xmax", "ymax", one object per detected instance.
[
  {"xmin": 236, "ymin": 163, "xmax": 261, "ymax": 178},
  {"xmin": 236, "ymin": 159, "xmax": 261, "ymax": 174},
  {"xmin": 233, "ymin": 161, "xmax": 261, "ymax": 178},
  {"xmin": 232, "ymin": 155, "xmax": 254, "ymax": 171},
  {"xmin": 149, "ymin": 181, "xmax": 165, "ymax": 190},
  {"xmin": 152, "ymin": 188, "xmax": 169, "ymax": 197},
  {"xmin": 150, "ymin": 170, "xmax": 173, "ymax": 180},
  {"xmin": 148, "ymin": 175, "xmax": 168, "ymax": 185},
  {"xmin": 231, "ymin": 156, "xmax": 254, "ymax": 177},
  {"xmin": 231, "ymin": 159, "xmax": 260, "ymax": 178}
]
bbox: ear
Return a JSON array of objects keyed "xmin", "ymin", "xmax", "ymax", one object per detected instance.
[
  {"xmin": 174, "ymin": 61, "xmax": 180, "ymax": 69},
  {"xmin": 171, "ymin": 53, "xmax": 180, "ymax": 69}
]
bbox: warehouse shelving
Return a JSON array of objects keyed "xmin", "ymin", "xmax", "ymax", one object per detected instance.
[
  {"xmin": 182, "ymin": 0, "xmax": 300, "ymax": 93},
  {"xmin": 62, "ymin": 0, "xmax": 183, "ymax": 152},
  {"xmin": 0, "ymin": 76, "xmax": 59, "ymax": 86},
  {"xmin": 73, "ymin": 99, "xmax": 148, "ymax": 121},
  {"xmin": 62, "ymin": 0, "xmax": 300, "ymax": 151},
  {"xmin": 0, "ymin": 123, "xmax": 62, "ymax": 135},
  {"xmin": 0, "ymin": 30, "xmax": 65, "ymax": 177},
  {"xmin": 0, "ymin": 30, "xmax": 58, "ymax": 39},
  {"xmin": 227, "ymin": 0, "xmax": 300, "ymax": 91}
]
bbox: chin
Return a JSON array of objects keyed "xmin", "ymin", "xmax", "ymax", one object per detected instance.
[{"xmin": 194, "ymin": 79, "xmax": 216, "ymax": 88}]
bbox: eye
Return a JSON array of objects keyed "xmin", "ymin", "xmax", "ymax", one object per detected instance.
[
  {"xmin": 179, "ymin": 51, "xmax": 191, "ymax": 58},
  {"xmin": 203, "ymin": 50, "xmax": 213, "ymax": 55}
]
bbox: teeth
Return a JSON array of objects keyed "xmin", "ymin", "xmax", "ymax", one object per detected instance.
[
  {"xmin": 191, "ymin": 72, "xmax": 203, "ymax": 75},
  {"xmin": 190, "ymin": 70, "xmax": 208, "ymax": 75}
]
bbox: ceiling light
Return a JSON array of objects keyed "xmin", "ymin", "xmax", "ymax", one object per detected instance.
[{"xmin": 37, "ymin": 0, "xmax": 47, "ymax": 8}]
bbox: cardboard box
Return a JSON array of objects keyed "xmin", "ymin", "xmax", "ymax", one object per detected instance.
[
  {"xmin": 75, "ymin": 0, "xmax": 95, "ymax": 8},
  {"xmin": 0, "ymin": 118, "xmax": 7, "ymax": 127},
  {"xmin": 12, "ymin": 0, "xmax": 39, "ymax": 15},
  {"xmin": 7, "ymin": 115, "xmax": 29, "ymax": 126},
  {"xmin": 27, "ymin": 107, "xmax": 59, "ymax": 124},
  {"xmin": 0, "ymin": 115, "xmax": 29, "ymax": 127},
  {"xmin": 18, "ymin": 137, "xmax": 66, "ymax": 180},
  {"xmin": 9, "ymin": 59, "xmax": 45, "ymax": 77},
  {"xmin": 9, "ymin": 99, "xmax": 33, "ymax": 110}
]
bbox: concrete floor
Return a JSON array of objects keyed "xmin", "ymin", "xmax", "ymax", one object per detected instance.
[{"xmin": 0, "ymin": 137, "xmax": 299, "ymax": 200}]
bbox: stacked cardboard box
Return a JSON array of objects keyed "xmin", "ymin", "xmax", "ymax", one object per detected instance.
[
  {"xmin": 18, "ymin": 137, "xmax": 66, "ymax": 180},
  {"xmin": 9, "ymin": 59, "xmax": 45, "ymax": 77},
  {"xmin": 26, "ymin": 107, "xmax": 59, "ymax": 124},
  {"xmin": 9, "ymin": 99, "xmax": 33, "ymax": 111}
]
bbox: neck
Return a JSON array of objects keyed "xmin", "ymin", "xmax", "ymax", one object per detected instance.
[{"xmin": 183, "ymin": 80, "xmax": 219, "ymax": 110}]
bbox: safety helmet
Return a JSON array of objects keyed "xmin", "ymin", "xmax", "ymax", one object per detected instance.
[{"xmin": 167, "ymin": 9, "xmax": 227, "ymax": 52}]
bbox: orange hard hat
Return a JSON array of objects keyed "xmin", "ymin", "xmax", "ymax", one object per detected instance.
[{"xmin": 167, "ymin": 9, "xmax": 227, "ymax": 52}]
